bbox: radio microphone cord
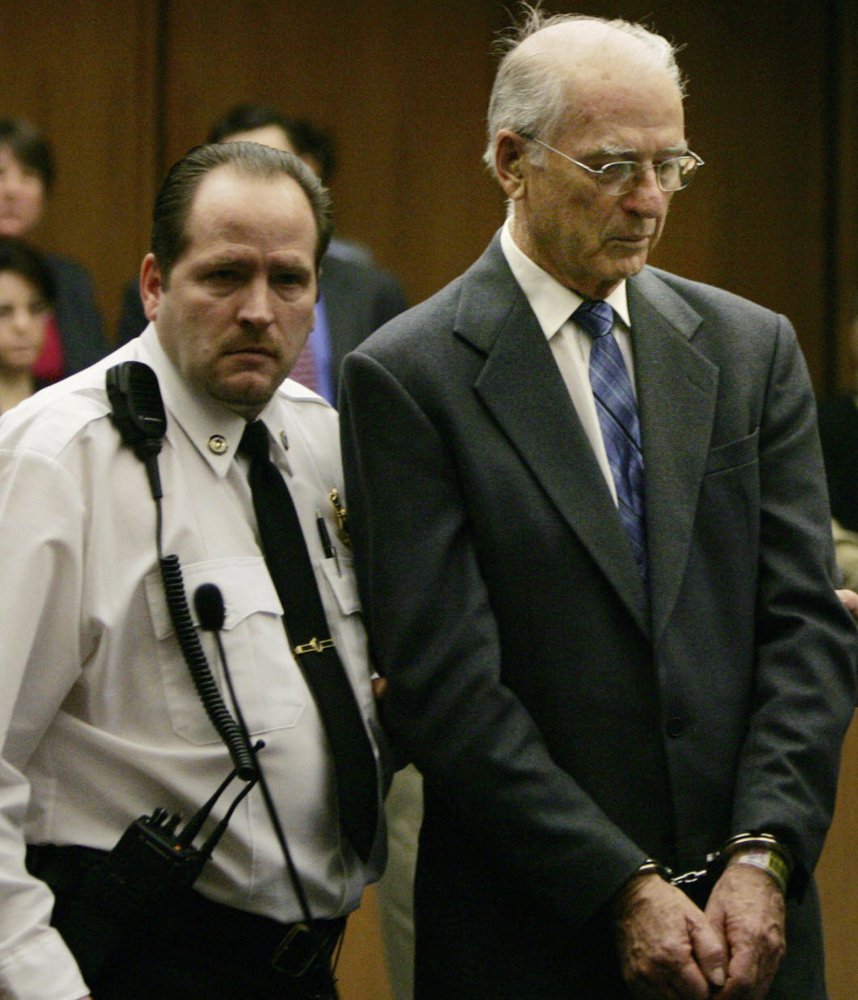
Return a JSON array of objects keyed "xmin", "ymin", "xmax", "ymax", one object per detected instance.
[{"xmin": 194, "ymin": 583, "xmax": 341, "ymax": 996}]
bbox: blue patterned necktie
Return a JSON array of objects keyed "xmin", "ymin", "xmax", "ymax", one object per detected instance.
[{"xmin": 574, "ymin": 300, "xmax": 648, "ymax": 582}]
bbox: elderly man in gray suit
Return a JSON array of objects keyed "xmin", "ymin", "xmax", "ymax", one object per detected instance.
[{"xmin": 339, "ymin": 10, "xmax": 856, "ymax": 1000}]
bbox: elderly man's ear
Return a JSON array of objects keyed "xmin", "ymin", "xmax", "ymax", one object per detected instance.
[{"xmin": 495, "ymin": 131, "xmax": 530, "ymax": 201}]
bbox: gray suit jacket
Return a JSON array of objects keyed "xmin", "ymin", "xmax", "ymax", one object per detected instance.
[{"xmin": 339, "ymin": 234, "xmax": 856, "ymax": 998}]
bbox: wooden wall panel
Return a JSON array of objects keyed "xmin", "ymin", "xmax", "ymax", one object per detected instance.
[
  {"xmin": 159, "ymin": 0, "xmax": 504, "ymax": 310},
  {"xmin": 831, "ymin": 0, "xmax": 858, "ymax": 391},
  {"xmin": 0, "ymin": 0, "xmax": 847, "ymax": 386},
  {"xmin": 0, "ymin": 0, "xmax": 159, "ymax": 337},
  {"xmin": 820, "ymin": 7, "xmax": 857, "ymax": 953},
  {"xmin": 157, "ymin": 0, "xmax": 840, "ymax": 386},
  {"xmin": 817, "ymin": 713, "xmax": 858, "ymax": 1000},
  {"xmin": 338, "ymin": 885, "xmax": 393, "ymax": 1000}
]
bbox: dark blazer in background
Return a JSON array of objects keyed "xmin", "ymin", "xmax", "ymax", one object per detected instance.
[
  {"xmin": 817, "ymin": 393, "xmax": 858, "ymax": 533},
  {"xmin": 45, "ymin": 254, "xmax": 111, "ymax": 377},
  {"xmin": 115, "ymin": 276, "xmax": 147, "ymax": 348},
  {"xmin": 115, "ymin": 254, "xmax": 407, "ymax": 397},
  {"xmin": 339, "ymin": 234, "xmax": 857, "ymax": 999},
  {"xmin": 319, "ymin": 254, "xmax": 406, "ymax": 391}
]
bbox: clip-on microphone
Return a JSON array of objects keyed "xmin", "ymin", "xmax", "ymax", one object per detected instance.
[{"xmin": 106, "ymin": 360, "xmax": 166, "ymax": 500}]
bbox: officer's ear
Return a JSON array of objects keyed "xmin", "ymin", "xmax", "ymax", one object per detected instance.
[
  {"xmin": 140, "ymin": 253, "xmax": 165, "ymax": 323},
  {"xmin": 495, "ymin": 131, "xmax": 529, "ymax": 201}
]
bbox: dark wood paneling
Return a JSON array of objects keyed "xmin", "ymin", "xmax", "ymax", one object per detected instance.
[
  {"xmin": 817, "ymin": 713, "xmax": 858, "ymax": 1000},
  {"xmin": 159, "ymin": 0, "xmax": 504, "ymax": 309},
  {"xmin": 831, "ymin": 0, "xmax": 858, "ymax": 392},
  {"xmin": 1, "ymin": 0, "xmax": 850, "ymax": 387},
  {"xmin": 2, "ymin": 3, "xmax": 857, "ymax": 995},
  {"xmin": 0, "ymin": 0, "xmax": 159, "ymax": 337}
]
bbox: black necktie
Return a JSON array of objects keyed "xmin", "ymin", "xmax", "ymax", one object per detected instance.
[{"xmin": 239, "ymin": 420, "xmax": 378, "ymax": 862}]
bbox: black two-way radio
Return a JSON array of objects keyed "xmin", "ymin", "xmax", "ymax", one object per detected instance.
[
  {"xmin": 43, "ymin": 756, "xmax": 259, "ymax": 984},
  {"xmin": 106, "ymin": 360, "xmax": 166, "ymax": 449},
  {"xmin": 106, "ymin": 360, "xmax": 166, "ymax": 500}
]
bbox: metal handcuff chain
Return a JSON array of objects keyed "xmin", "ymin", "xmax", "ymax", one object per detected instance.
[{"xmin": 641, "ymin": 832, "xmax": 793, "ymax": 905}]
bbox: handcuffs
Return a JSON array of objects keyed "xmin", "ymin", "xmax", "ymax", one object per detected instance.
[{"xmin": 637, "ymin": 832, "xmax": 794, "ymax": 907}]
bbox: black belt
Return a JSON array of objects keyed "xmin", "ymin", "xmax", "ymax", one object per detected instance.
[
  {"xmin": 154, "ymin": 874, "xmax": 346, "ymax": 975},
  {"xmin": 27, "ymin": 843, "xmax": 345, "ymax": 981}
]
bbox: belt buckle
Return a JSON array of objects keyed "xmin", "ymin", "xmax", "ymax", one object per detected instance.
[{"xmin": 272, "ymin": 922, "xmax": 320, "ymax": 977}]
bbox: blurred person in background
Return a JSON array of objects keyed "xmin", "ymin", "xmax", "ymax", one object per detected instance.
[
  {"xmin": 818, "ymin": 291, "xmax": 858, "ymax": 534},
  {"xmin": 0, "ymin": 119, "xmax": 109, "ymax": 383},
  {"xmin": 0, "ymin": 237, "xmax": 55, "ymax": 412},
  {"xmin": 279, "ymin": 116, "xmax": 375, "ymax": 267}
]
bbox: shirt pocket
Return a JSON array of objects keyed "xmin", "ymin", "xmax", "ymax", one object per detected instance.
[
  {"xmin": 318, "ymin": 553, "xmax": 362, "ymax": 616},
  {"xmin": 317, "ymin": 554, "xmax": 376, "ymax": 713},
  {"xmin": 145, "ymin": 556, "xmax": 305, "ymax": 746}
]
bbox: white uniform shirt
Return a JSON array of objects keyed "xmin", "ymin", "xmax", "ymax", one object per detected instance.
[
  {"xmin": 500, "ymin": 219, "xmax": 635, "ymax": 505},
  {"xmin": 0, "ymin": 325, "xmax": 385, "ymax": 1000}
]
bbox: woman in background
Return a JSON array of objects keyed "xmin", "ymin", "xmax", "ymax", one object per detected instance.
[
  {"xmin": 0, "ymin": 118, "xmax": 108, "ymax": 382},
  {"xmin": 0, "ymin": 237, "xmax": 55, "ymax": 412}
]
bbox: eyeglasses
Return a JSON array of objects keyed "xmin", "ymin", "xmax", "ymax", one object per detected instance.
[{"xmin": 522, "ymin": 134, "xmax": 704, "ymax": 196}]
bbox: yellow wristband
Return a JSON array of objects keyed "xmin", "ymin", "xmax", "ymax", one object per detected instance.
[{"xmin": 729, "ymin": 848, "xmax": 789, "ymax": 893}]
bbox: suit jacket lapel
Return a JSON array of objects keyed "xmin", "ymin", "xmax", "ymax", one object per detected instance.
[
  {"xmin": 628, "ymin": 270, "xmax": 719, "ymax": 641},
  {"xmin": 458, "ymin": 238, "xmax": 650, "ymax": 632}
]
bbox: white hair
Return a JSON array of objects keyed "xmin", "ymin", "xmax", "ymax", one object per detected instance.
[{"xmin": 483, "ymin": 4, "xmax": 687, "ymax": 177}]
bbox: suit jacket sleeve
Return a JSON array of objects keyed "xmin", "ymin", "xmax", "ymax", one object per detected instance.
[{"xmin": 727, "ymin": 316, "xmax": 857, "ymax": 874}]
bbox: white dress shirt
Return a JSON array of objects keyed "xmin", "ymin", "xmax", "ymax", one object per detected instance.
[
  {"xmin": 0, "ymin": 325, "xmax": 385, "ymax": 1000},
  {"xmin": 500, "ymin": 220, "xmax": 636, "ymax": 505}
]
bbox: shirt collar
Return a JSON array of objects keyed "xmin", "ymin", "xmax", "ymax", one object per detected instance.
[
  {"xmin": 500, "ymin": 219, "xmax": 631, "ymax": 337},
  {"xmin": 138, "ymin": 324, "xmax": 285, "ymax": 477}
]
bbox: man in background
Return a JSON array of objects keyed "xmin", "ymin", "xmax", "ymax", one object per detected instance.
[
  {"xmin": 818, "ymin": 292, "xmax": 858, "ymax": 533},
  {"xmin": 230, "ymin": 110, "xmax": 375, "ymax": 267}
]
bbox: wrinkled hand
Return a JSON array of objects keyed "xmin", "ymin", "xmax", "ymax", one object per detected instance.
[
  {"xmin": 615, "ymin": 874, "xmax": 726, "ymax": 999},
  {"xmin": 836, "ymin": 589, "xmax": 858, "ymax": 621},
  {"xmin": 704, "ymin": 862, "xmax": 786, "ymax": 999}
]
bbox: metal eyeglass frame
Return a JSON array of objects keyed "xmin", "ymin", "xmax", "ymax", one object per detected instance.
[{"xmin": 521, "ymin": 134, "xmax": 704, "ymax": 195}]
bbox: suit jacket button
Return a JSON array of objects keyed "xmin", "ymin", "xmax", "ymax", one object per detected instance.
[{"xmin": 666, "ymin": 716, "xmax": 684, "ymax": 737}]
